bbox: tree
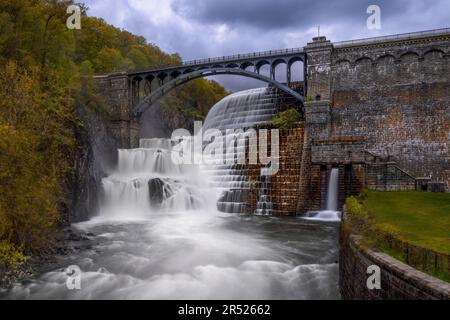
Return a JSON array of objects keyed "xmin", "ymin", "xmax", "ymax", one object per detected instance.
[{"xmin": 272, "ymin": 108, "xmax": 301, "ymax": 129}]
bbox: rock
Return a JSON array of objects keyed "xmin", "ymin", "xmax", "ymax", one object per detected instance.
[
  {"xmin": 69, "ymin": 99, "xmax": 118, "ymax": 223},
  {"xmin": 148, "ymin": 178, "xmax": 166, "ymax": 208}
]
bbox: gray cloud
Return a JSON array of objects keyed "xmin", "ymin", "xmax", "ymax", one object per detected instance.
[{"xmin": 170, "ymin": 0, "xmax": 415, "ymax": 31}]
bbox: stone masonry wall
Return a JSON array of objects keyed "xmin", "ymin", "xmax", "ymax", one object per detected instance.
[
  {"xmin": 93, "ymin": 73, "xmax": 139, "ymax": 148},
  {"xmin": 340, "ymin": 232, "xmax": 450, "ymax": 300},
  {"xmin": 330, "ymin": 35, "xmax": 450, "ymax": 189},
  {"xmin": 244, "ymin": 125, "xmax": 304, "ymax": 215},
  {"xmin": 271, "ymin": 126, "xmax": 304, "ymax": 215}
]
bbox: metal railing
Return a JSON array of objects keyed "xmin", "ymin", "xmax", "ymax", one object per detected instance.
[
  {"xmin": 334, "ymin": 27, "xmax": 450, "ymax": 48},
  {"xmin": 182, "ymin": 47, "xmax": 304, "ymax": 66}
]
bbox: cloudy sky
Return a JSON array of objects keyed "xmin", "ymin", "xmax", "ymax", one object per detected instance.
[{"xmin": 83, "ymin": 0, "xmax": 450, "ymax": 90}]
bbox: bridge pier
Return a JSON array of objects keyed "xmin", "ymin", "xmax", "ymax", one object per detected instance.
[
  {"xmin": 270, "ymin": 64, "xmax": 275, "ymax": 80},
  {"xmin": 286, "ymin": 67, "xmax": 291, "ymax": 86},
  {"xmin": 93, "ymin": 72, "xmax": 140, "ymax": 148}
]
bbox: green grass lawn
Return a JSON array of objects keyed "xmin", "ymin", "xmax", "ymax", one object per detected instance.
[{"xmin": 363, "ymin": 190, "xmax": 450, "ymax": 255}]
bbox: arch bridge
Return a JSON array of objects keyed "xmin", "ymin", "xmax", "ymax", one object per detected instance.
[{"xmin": 127, "ymin": 48, "xmax": 306, "ymax": 117}]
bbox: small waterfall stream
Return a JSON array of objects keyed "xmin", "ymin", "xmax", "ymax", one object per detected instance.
[
  {"xmin": 306, "ymin": 168, "xmax": 341, "ymax": 222},
  {"xmin": 326, "ymin": 168, "xmax": 339, "ymax": 211}
]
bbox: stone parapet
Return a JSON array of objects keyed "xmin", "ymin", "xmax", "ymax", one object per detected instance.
[{"xmin": 340, "ymin": 209, "xmax": 450, "ymax": 299}]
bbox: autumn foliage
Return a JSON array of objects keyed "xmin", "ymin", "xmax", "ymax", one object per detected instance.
[{"xmin": 0, "ymin": 0, "xmax": 227, "ymax": 272}]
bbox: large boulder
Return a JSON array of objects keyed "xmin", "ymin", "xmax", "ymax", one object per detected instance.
[{"xmin": 148, "ymin": 178, "xmax": 166, "ymax": 208}]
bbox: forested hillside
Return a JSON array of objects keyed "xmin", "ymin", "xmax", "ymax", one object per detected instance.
[{"xmin": 0, "ymin": 0, "xmax": 227, "ymax": 277}]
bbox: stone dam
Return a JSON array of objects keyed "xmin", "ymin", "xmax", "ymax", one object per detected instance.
[{"xmin": 82, "ymin": 29, "xmax": 450, "ymax": 218}]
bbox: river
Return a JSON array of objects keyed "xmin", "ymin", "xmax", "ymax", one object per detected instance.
[{"xmin": 2, "ymin": 213, "xmax": 339, "ymax": 299}]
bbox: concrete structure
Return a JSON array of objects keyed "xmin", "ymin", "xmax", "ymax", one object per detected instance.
[{"xmin": 94, "ymin": 28, "xmax": 450, "ymax": 210}]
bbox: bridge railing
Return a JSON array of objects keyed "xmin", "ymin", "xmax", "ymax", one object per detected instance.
[
  {"xmin": 183, "ymin": 47, "xmax": 304, "ymax": 66},
  {"xmin": 333, "ymin": 27, "xmax": 450, "ymax": 48}
]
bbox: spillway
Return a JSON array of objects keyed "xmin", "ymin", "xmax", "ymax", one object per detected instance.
[{"xmin": 203, "ymin": 87, "xmax": 282, "ymax": 214}]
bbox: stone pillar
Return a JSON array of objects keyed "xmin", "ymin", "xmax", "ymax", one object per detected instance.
[
  {"xmin": 270, "ymin": 63, "xmax": 275, "ymax": 80},
  {"xmin": 286, "ymin": 66, "xmax": 291, "ymax": 86},
  {"xmin": 93, "ymin": 72, "xmax": 140, "ymax": 148},
  {"xmin": 304, "ymin": 100, "xmax": 331, "ymax": 139},
  {"xmin": 296, "ymin": 100, "xmax": 332, "ymax": 214},
  {"xmin": 304, "ymin": 36, "xmax": 333, "ymax": 100},
  {"xmin": 296, "ymin": 123, "xmax": 312, "ymax": 214}
]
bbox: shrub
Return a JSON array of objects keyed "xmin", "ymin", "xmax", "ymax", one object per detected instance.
[
  {"xmin": 0, "ymin": 241, "xmax": 27, "ymax": 270},
  {"xmin": 345, "ymin": 196, "xmax": 369, "ymax": 221},
  {"xmin": 272, "ymin": 108, "xmax": 301, "ymax": 129},
  {"xmin": 371, "ymin": 223, "xmax": 402, "ymax": 247},
  {"xmin": 305, "ymin": 95, "xmax": 314, "ymax": 102}
]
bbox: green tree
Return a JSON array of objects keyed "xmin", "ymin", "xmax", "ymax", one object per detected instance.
[{"xmin": 272, "ymin": 108, "xmax": 302, "ymax": 129}]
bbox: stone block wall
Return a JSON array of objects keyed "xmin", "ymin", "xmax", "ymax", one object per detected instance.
[
  {"xmin": 93, "ymin": 73, "xmax": 139, "ymax": 148},
  {"xmin": 299, "ymin": 32, "xmax": 450, "ymax": 208},
  {"xmin": 311, "ymin": 138, "xmax": 366, "ymax": 164},
  {"xmin": 271, "ymin": 127, "xmax": 304, "ymax": 215},
  {"xmin": 366, "ymin": 162, "xmax": 416, "ymax": 191},
  {"xmin": 305, "ymin": 36, "xmax": 333, "ymax": 100},
  {"xmin": 243, "ymin": 126, "xmax": 305, "ymax": 215},
  {"xmin": 329, "ymin": 34, "xmax": 450, "ymax": 190}
]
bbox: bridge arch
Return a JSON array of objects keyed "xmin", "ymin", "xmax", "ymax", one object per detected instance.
[
  {"xmin": 271, "ymin": 58, "xmax": 288, "ymax": 82},
  {"xmin": 240, "ymin": 61, "xmax": 254, "ymax": 70},
  {"xmin": 132, "ymin": 67, "xmax": 304, "ymax": 118},
  {"xmin": 255, "ymin": 60, "xmax": 270, "ymax": 74}
]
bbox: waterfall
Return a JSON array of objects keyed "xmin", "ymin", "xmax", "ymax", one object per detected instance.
[
  {"xmin": 305, "ymin": 168, "xmax": 341, "ymax": 221},
  {"xmin": 203, "ymin": 87, "xmax": 280, "ymax": 214},
  {"xmin": 99, "ymin": 138, "xmax": 219, "ymax": 218},
  {"xmin": 326, "ymin": 168, "xmax": 339, "ymax": 211}
]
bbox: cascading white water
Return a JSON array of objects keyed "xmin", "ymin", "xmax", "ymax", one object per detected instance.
[
  {"xmin": 203, "ymin": 87, "xmax": 280, "ymax": 214},
  {"xmin": 100, "ymin": 137, "xmax": 218, "ymax": 217},
  {"xmin": 326, "ymin": 168, "xmax": 339, "ymax": 211}
]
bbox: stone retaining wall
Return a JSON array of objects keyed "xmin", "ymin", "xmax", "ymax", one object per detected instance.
[
  {"xmin": 244, "ymin": 126, "xmax": 305, "ymax": 215},
  {"xmin": 340, "ymin": 214, "xmax": 450, "ymax": 299}
]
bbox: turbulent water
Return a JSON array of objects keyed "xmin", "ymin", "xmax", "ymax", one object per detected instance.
[
  {"xmin": 1, "ymin": 88, "xmax": 340, "ymax": 300},
  {"xmin": 3, "ymin": 214, "xmax": 339, "ymax": 299}
]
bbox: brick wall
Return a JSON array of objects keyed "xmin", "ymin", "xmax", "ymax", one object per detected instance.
[
  {"xmin": 271, "ymin": 127, "xmax": 304, "ymax": 214},
  {"xmin": 243, "ymin": 125, "xmax": 305, "ymax": 215}
]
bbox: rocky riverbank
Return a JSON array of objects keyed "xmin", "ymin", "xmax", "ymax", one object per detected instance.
[{"xmin": 0, "ymin": 227, "xmax": 94, "ymax": 291}]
